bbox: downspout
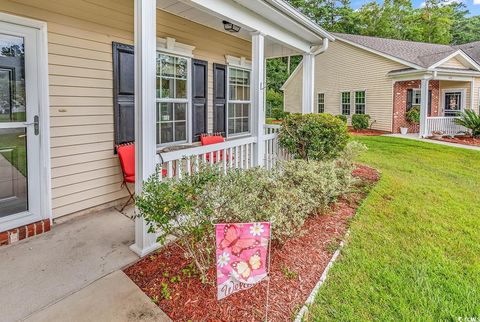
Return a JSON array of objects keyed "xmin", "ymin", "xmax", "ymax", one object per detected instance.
[{"xmin": 312, "ymin": 38, "xmax": 329, "ymax": 56}]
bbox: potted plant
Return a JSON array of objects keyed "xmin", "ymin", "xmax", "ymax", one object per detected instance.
[{"xmin": 402, "ymin": 106, "xmax": 420, "ymax": 134}]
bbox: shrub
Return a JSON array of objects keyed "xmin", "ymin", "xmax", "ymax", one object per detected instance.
[
  {"xmin": 278, "ymin": 113, "xmax": 349, "ymax": 161},
  {"xmin": 135, "ymin": 164, "xmax": 221, "ymax": 282},
  {"xmin": 455, "ymin": 110, "xmax": 480, "ymax": 137},
  {"xmin": 351, "ymin": 114, "xmax": 371, "ymax": 130},
  {"xmin": 406, "ymin": 106, "xmax": 420, "ymax": 125},
  {"xmin": 336, "ymin": 114, "xmax": 348, "ymax": 124},
  {"xmin": 271, "ymin": 107, "xmax": 287, "ymax": 120}
]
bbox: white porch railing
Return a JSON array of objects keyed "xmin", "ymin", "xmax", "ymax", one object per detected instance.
[
  {"xmin": 157, "ymin": 125, "xmax": 290, "ymax": 178},
  {"xmin": 426, "ymin": 117, "xmax": 466, "ymax": 136}
]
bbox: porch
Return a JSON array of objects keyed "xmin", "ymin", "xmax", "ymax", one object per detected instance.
[
  {"xmin": 390, "ymin": 69, "xmax": 480, "ymax": 138},
  {"xmin": 131, "ymin": 0, "xmax": 333, "ymax": 256}
]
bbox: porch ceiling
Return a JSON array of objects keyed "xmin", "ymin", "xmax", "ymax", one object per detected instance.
[{"xmin": 156, "ymin": 0, "xmax": 316, "ymax": 57}]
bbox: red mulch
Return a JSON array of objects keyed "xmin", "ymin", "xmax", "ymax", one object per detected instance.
[
  {"xmin": 348, "ymin": 128, "xmax": 389, "ymax": 136},
  {"xmin": 431, "ymin": 135, "xmax": 480, "ymax": 147},
  {"xmin": 124, "ymin": 165, "xmax": 380, "ymax": 322}
]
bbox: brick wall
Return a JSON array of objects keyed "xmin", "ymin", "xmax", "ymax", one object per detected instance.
[
  {"xmin": 392, "ymin": 80, "xmax": 440, "ymax": 133},
  {"xmin": 0, "ymin": 219, "xmax": 51, "ymax": 246}
]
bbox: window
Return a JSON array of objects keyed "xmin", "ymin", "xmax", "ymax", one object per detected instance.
[
  {"xmin": 317, "ymin": 93, "xmax": 325, "ymax": 113},
  {"xmin": 411, "ymin": 89, "xmax": 421, "ymax": 110},
  {"xmin": 341, "ymin": 92, "xmax": 351, "ymax": 115},
  {"xmin": 156, "ymin": 53, "xmax": 189, "ymax": 145},
  {"xmin": 227, "ymin": 67, "xmax": 250, "ymax": 136},
  {"xmin": 355, "ymin": 91, "xmax": 366, "ymax": 114},
  {"xmin": 444, "ymin": 90, "xmax": 463, "ymax": 117}
]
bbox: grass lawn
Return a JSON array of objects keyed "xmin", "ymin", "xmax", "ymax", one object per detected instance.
[
  {"xmin": 0, "ymin": 131, "xmax": 27, "ymax": 176},
  {"xmin": 307, "ymin": 136, "xmax": 480, "ymax": 321}
]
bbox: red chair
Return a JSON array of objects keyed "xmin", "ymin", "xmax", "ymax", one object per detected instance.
[
  {"xmin": 117, "ymin": 144, "xmax": 167, "ymax": 212},
  {"xmin": 200, "ymin": 135, "xmax": 226, "ymax": 163}
]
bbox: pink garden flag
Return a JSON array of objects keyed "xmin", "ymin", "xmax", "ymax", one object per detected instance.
[{"xmin": 215, "ymin": 222, "xmax": 271, "ymax": 300}]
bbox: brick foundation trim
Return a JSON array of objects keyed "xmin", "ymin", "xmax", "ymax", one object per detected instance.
[{"xmin": 0, "ymin": 219, "xmax": 51, "ymax": 246}]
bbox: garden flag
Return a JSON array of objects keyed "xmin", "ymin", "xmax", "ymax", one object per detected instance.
[{"xmin": 215, "ymin": 222, "xmax": 271, "ymax": 300}]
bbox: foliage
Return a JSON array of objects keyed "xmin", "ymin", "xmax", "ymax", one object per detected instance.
[
  {"xmin": 137, "ymin": 141, "xmax": 366, "ymax": 283},
  {"xmin": 271, "ymin": 107, "xmax": 287, "ymax": 120},
  {"xmin": 455, "ymin": 109, "xmax": 480, "ymax": 137},
  {"xmin": 266, "ymin": 89, "xmax": 284, "ymax": 117},
  {"xmin": 308, "ymin": 136, "xmax": 480, "ymax": 320},
  {"xmin": 135, "ymin": 164, "xmax": 222, "ymax": 282},
  {"xmin": 279, "ymin": 113, "xmax": 349, "ymax": 161},
  {"xmin": 406, "ymin": 106, "xmax": 420, "ymax": 125},
  {"xmin": 336, "ymin": 114, "xmax": 348, "ymax": 124},
  {"xmin": 287, "ymin": 0, "xmax": 480, "ymax": 45},
  {"xmin": 351, "ymin": 114, "xmax": 371, "ymax": 130}
]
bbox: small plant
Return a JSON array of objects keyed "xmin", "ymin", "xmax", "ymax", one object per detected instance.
[
  {"xmin": 455, "ymin": 109, "xmax": 480, "ymax": 137},
  {"xmin": 161, "ymin": 282, "xmax": 172, "ymax": 300},
  {"xmin": 336, "ymin": 114, "xmax": 348, "ymax": 124},
  {"xmin": 326, "ymin": 239, "xmax": 341, "ymax": 254},
  {"xmin": 151, "ymin": 295, "xmax": 159, "ymax": 305},
  {"xmin": 281, "ymin": 265, "xmax": 298, "ymax": 279},
  {"xmin": 351, "ymin": 114, "xmax": 371, "ymax": 130},
  {"xmin": 278, "ymin": 113, "xmax": 349, "ymax": 161},
  {"xmin": 406, "ymin": 106, "xmax": 420, "ymax": 125}
]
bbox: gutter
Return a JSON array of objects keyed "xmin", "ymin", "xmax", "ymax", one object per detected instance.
[
  {"xmin": 263, "ymin": 0, "xmax": 335, "ymax": 41},
  {"xmin": 312, "ymin": 38, "xmax": 329, "ymax": 55}
]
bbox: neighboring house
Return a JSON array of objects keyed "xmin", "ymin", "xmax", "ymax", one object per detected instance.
[
  {"xmin": 282, "ymin": 33, "xmax": 480, "ymax": 135},
  {"xmin": 0, "ymin": 0, "xmax": 332, "ymax": 255}
]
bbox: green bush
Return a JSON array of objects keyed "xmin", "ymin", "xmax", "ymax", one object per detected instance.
[
  {"xmin": 278, "ymin": 113, "xmax": 349, "ymax": 161},
  {"xmin": 455, "ymin": 110, "xmax": 480, "ymax": 137},
  {"xmin": 351, "ymin": 114, "xmax": 371, "ymax": 130},
  {"xmin": 271, "ymin": 107, "xmax": 287, "ymax": 120},
  {"xmin": 406, "ymin": 106, "xmax": 420, "ymax": 125},
  {"xmin": 136, "ymin": 142, "xmax": 366, "ymax": 283},
  {"xmin": 336, "ymin": 114, "xmax": 348, "ymax": 124}
]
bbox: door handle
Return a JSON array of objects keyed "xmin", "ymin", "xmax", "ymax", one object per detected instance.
[{"xmin": 24, "ymin": 115, "xmax": 39, "ymax": 135}]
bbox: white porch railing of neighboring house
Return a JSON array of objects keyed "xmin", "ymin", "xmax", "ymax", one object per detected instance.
[
  {"xmin": 426, "ymin": 117, "xmax": 467, "ymax": 136},
  {"xmin": 157, "ymin": 124, "xmax": 290, "ymax": 178}
]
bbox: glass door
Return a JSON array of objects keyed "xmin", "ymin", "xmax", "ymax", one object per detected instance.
[{"xmin": 0, "ymin": 21, "xmax": 41, "ymax": 230}]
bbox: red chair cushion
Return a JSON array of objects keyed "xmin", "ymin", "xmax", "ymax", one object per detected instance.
[
  {"xmin": 205, "ymin": 151, "xmax": 224, "ymax": 162},
  {"xmin": 200, "ymin": 135, "xmax": 225, "ymax": 145},
  {"xmin": 117, "ymin": 144, "xmax": 135, "ymax": 177},
  {"xmin": 124, "ymin": 175, "xmax": 135, "ymax": 183}
]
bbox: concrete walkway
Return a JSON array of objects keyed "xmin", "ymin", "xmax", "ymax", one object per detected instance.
[
  {"xmin": 23, "ymin": 271, "xmax": 171, "ymax": 322},
  {"xmin": 0, "ymin": 208, "xmax": 139, "ymax": 322},
  {"xmin": 384, "ymin": 133, "xmax": 480, "ymax": 151}
]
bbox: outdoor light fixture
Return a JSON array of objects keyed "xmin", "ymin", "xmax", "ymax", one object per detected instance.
[{"xmin": 223, "ymin": 20, "xmax": 241, "ymax": 33}]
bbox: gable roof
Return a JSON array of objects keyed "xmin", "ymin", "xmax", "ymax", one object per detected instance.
[{"xmin": 333, "ymin": 33, "xmax": 480, "ymax": 69}]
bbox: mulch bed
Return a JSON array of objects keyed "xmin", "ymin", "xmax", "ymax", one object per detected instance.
[
  {"xmin": 124, "ymin": 165, "xmax": 380, "ymax": 321},
  {"xmin": 431, "ymin": 135, "xmax": 480, "ymax": 147},
  {"xmin": 348, "ymin": 128, "xmax": 389, "ymax": 136}
]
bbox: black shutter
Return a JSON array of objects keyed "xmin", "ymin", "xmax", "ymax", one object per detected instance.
[
  {"xmin": 213, "ymin": 63, "xmax": 227, "ymax": 136},
  {"xmin": 428, "ymin": 90, "xmax": 432, "ymax": 116},
  {"xmin": 192, "ymin": 59, "xmax": 208, "ymax": 142},
  {"xmin": 406, "ymin": 89, "xmax": 413, "ymax": 111},
  {"xmin": 112, "ymin": 42, "xmax": 135, "ymax": 147}
]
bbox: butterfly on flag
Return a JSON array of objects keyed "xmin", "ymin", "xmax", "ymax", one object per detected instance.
[
  {"xmin": 231, "ymin": 250, "xmax": 262, "ymax": 281},
  {"xmin": 219, "ymin": 224, "xmax": 260, "ymax": 257},
  {"xmin": 215, "ymin": 222, "xmax": 271, "ymax": 300}
]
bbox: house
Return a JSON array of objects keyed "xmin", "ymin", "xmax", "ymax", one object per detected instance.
[
  {"xmin": 0, "ymin": 0, "xmax": 332, "ymax": 255},
  {"xmin": 282, "ymin": 33, "xmax": 480, "ymax": 136}
]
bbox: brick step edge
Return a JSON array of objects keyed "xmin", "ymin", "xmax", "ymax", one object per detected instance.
[{"xmin": 0, "ymin": 219, "xmax": 51, "ymax": 246}]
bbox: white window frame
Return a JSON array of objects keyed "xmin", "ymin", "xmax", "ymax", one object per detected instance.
[
  {"xmin": 226, "ymin": 65, "xmax": 252, "ymax": 138},
  {"xmin": 441, "ymin": 88, "xmax": 466, "ymax": 117},
  {"xmin": 354, "ymin": 90, "xmax": 366, "ymax": 114},
  {"xmin": 340, "ymin": 91, "xmax": 351, "ymax": 116},
  {"xmin": 155, "ymin": 50, "xmax": 192, "ymax": 147},
  {"xmin": 317, "ymin": 92, "xmax": 325, "ymax": 113},
  {"xmin": 411, "ymin": 88, "xmax": 421, "ymax": 110}
]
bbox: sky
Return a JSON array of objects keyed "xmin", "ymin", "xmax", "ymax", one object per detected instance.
[{"xmin": 350, "ymin": 0, "xmax": 480, "ymax": 15}]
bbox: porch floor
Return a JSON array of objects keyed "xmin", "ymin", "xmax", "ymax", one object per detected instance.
[
  {"xmin": 0, "ymin": 207, "xmax": 139, "ymax": 322},
  {"xmin": 384, "ymin": 133, "xmax": 480, "ymax": 151}
]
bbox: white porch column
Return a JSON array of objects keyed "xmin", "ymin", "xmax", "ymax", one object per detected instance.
[
  {"xmin": 302, "ymin": 53, "xmax": 315, "ymax": 114},
  {"xmin": 419, "ymin": 78, "xmax": 430, "ymax": 138},
  {"xmin": 130, "ymin": 0, "xmax": 159, "ymax": 257},
  {"xmin": 470, "ymin": 78, "xmax": 475, "ymax": 111},
  {"xmin": 251, "ymin": 32, "xmax": 266, "ymax": 167}
]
